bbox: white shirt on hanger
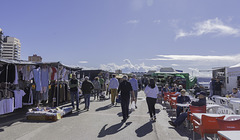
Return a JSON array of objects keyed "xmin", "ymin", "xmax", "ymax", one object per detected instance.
[{"xmin": 14, "ymin": 90, "xmax": 26, "ymax": 109}]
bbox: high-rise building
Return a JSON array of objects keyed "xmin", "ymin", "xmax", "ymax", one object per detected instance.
[
  {"xmin": 2, "ymin": 36, "xmax": 21, "ymax": 60},
  {"xmin": 28, "ymin": 54, "xmax": 42, "ymax": 62}
]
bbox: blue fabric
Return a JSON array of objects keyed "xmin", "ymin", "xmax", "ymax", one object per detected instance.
[
  {"xmin": 71, "ymin": 91, "xmax": 79, "ymax": 109},
  {"xmin": 41, "ymin": 68, "xmax": 49, "ymax": 87},
  {"xmin": 177, "ymin": 95, "xmax": 191, "ymax": 104},
  {"xmin": 129, "ymin": 78, "xmax": 138, "ymax": 91},
  {"xmin": 33, "ymin": 68, "xmax": 42, "ymax": 91},
  {"xmin": 174, "ymin": 112, "xmax": 188, "ymax": 126},
  {"xmin": 84, "ymin": 94, "xmax": 91, "ymax": 109},
  {"xmin": 176, "ymin": 106, "xmax": 183, "ymax": 118}
]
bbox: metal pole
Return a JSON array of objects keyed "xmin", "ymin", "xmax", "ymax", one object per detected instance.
[
  {"xmin": 57, "ymin": 62, "xmax": 60, "ymax": 107},
  {"xmin": 5, "ymin": 64, "xmax": 9, "ymax": 97}
]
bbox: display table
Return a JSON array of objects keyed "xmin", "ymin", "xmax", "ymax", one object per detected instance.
[
  {"xmin": 26, "ymin": 107, "xmax": 72, "ymax": 121},
  {"xmin": 192, "ymin": 113, "xmax": 240, "ymax": 121},
  {"xmin": 0, "ymin": 98, "xmax": 14, "ymax": 115},
  {"xmin": 218, "ymin": 130, "xmax": 240, "ymax": 140}
]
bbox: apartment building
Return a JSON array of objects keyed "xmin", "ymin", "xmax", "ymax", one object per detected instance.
[{"xmin": 2, "ymin": 36, "xmax": 21, "ymax": 60}]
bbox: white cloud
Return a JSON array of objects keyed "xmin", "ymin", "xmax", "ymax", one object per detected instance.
[
  {"xmin": 126, "ymin": 20, "xmax": 140, "ymax": 24},
  {"xmin": 149, "ymin": 54, "xmax": 240, "ymax": 62},
  {"xmin": 176, "ymin": 18, "xmax": 240, "ymax": 39},
  {"xmin": 100, "ymin": 59, "xmax": 162, "ymax": 73},
  {"xmin": 171, "ymin": 64, "xmax": 179, "ymax": 67},
  {"xmin": 153, "ymin": 20, "xmax": 161, "ymax": 24},
  {"xmin": 79, "ymin": 61, "xmax": 88, "ymax": 64}
]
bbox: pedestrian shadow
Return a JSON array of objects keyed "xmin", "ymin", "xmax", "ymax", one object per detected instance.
[
  {"xmin": 0, "ymin": 128, "xmax": 4, "ymax": 132},
  {"xmin": 98, "ymin": 122, "xmax": 132, "ymax": 138},
  {"xmin": 95, "ymin": 104, "xmax": 113, "ymax": 112},
  {"xmin": 117, "ymin": 110, "xmax": 132, "ymax": 117},
  {"xmin": 135, "ymin": 121, "xmax": 153, "ymax": 137},
  {"xmin": 168, "ymin": 123, "xmax": 193, "ymax": 139},
  {"xmin": 146, "ymin": 109, "xmax": 161, "ymax": 115}
]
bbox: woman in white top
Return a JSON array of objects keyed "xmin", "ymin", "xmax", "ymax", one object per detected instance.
[{"xmin": 144, "ymin": 79, "xmax": 159, "ymax": 122}]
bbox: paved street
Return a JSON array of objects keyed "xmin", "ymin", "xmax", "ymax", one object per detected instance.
[{"xmin": 0, "ymin": 91, "xmax": 191, "ymax": 140}]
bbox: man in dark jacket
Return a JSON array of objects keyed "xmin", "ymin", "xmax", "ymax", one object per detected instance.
[
  {"xmin": 118, "ymin": 75, "xmax": 135, "ymax": 122},
  {"xmin": 81, "ymin": 76, "xmax": 94, "ymax": 111},
  {"xmin": 176, "ymin": 89, "xmax": 191, "ymax": 118},
  {"xmin": 69, "ymin": 73, "xmax": 79, "ymax": 111},
  {"xmin": 169, "ymin": 91, "xmax": 206, "ymax": 127}
]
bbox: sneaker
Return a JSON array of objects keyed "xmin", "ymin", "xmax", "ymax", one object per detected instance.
[
  {"xmin": 76, "ymin": 108, "xmax": 80, "ymax": 111},
  {"xmin": 168, "ymin": 121, "xmax": 176, "ymax": 128},
  {"xmin": 135, "ymin": 106, "xmax": 137, "ymax": 109},
  {"xmin": 121, "ymin": 119, "xmax": 127, "ymax": 122},
  {"xmin": 150, "ymin": 117, "xmax": 154, "ymax": 121},
  {"xmin": 153, "ymin": 116, "xmax": 156, "ymax": 121}
]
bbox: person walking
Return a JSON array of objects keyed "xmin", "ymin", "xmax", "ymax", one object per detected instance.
[
  {"xmin": 81, "ymin": 76, "xmax": 94, "ymax": 111},
  {"xmin": 129, "ymin": 74, "xmax": 138, "ymax": 109},
  {"xmin": 118, "ymin": 75, "xmax": 135, "ymax": 122},
  {"xmin": 93, "ymin": 77, "xmax": 101, "ymax": 100},
  {"xmin": 144, "ymin": 79, "xmax": 159, "ymax": 122},
  {"xmin": 109, "ymin": 75, "xmax": 119, "ymax": 105},
  {"xmin": 69, "ymin": 73, "xmax": 80, "ymax": 111}
]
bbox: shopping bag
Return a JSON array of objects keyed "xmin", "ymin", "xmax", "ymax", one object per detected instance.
[{"xmin": 131, "ymin": 101, "xmax": 135, "ymax": 111}]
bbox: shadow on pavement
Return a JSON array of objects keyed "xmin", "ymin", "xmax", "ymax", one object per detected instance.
[
  {"xmin": 98, "ymin": 122, "xmax": 132, "ymax": 138},
  {"xmin": 117, "ymin": 110, "xmax": 133, "ymax": 117},
  {"xmin": 135, "ymin": 121, "xmax": 153, "ymax": 137},
  {"xmin": 20, "ymin": 119, "xmax": 55, "ymax": 123},
  {"xmin": 0, "ymin": 128, "xmax": 4, "ymax": 132},
  {"xmin": 168, "ymin": 123, "xmax": 194, "ymax": 139},
  {"xmin": 95, "ymin": 104, "xmax": 113, "ymax": 112}
]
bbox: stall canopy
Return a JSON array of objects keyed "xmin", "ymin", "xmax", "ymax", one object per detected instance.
[
  {"xmin": 0, "ymin": 58, "xmax": 82, "ymax": 106},
  {"xmin": 0, "ymin": 58, "xmax": 82, "ymax": 71},
  {"xmin": 152, "ymin": 71, "xmax": 196, "ymax": 89}
]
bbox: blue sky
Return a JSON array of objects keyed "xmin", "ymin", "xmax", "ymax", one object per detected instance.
[{"xmin": 1, "ymin": 0, "xmax": 240, "ymax": 77}]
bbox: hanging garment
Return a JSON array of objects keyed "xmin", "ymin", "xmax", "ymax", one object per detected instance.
[
  {"xmin": 51, "ymin": 67, "xmax": 57, "ymax": 81},
  {"xmin": 13, "ymin": 65, "xmax": 19, "ymax": 85},
  {"xmin": 22, "ymin": 87, "xmax": 33, "ymax": 105},
  {"xmin": 0, "ymin": 100, "xmax": 4, "ymax": 115},
  {"xmin": 33, "ymin": 68, "xmax": 42, "ymax": 92},
  {"xmin": 41, "ymin": 68, "xmax": 49, "ymax": 87},
  {"xmin": 0, "ymin": 64, "xmax": 16, "ymax": 83},
  {"xmin": 14, "ymin": 90, "xmax": 26, "ymax": 109}
]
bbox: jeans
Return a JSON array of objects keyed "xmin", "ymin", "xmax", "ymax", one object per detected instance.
[
  {"xmin": 146, "ymin": 97, "xmax": 157, "ymax": 118},
  {"xmin": 121, "ymin": 98, "xmax": 130, "ymax": 120},
  {"xmin": 84, "ymin": 94, "xmax": 91, "ymax": 109},
  {"xmin": 71, "ymin": 91, "xmax": 79, "ymax": 109},
  {"xmin": 176, "ymin": 106, "xmax": 183, "ymax": 118},
  {"xmin": 174, "ymin": 112, "xmax": 188, "ymax": 126}
]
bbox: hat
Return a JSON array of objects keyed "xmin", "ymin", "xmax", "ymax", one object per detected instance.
[
  {"xmin": 180, "ymin": 89, "xmax": 186, "ymax": 93},
  {"xmin": 85, "ymin": 76, "xmax": 89, "ymax": 80},
  {"xmin": 197, "ymin": 91, "xmax": 206, "ymax": 96},
  {"xmin": 122, "ymin": 75, "xmax": 128, "ymax": 80}
]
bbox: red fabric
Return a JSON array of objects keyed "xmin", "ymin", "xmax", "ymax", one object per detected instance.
[{"xmin": 51, "ymin": 67, "xmax": 57, "ymax": 81}]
